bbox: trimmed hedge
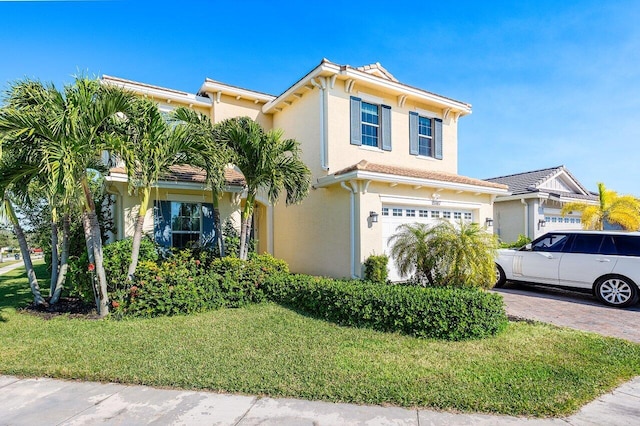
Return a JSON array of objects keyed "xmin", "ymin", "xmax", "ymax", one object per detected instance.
[
  {"xmin": 111, "ymin": 253, "xmax": 287, "ymax": 317},
  {"xmin": 262, "ymin": 274, "xmax": 508, "ymax": 341}
]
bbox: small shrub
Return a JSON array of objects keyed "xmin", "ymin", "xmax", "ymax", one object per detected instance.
[
  {"xmin": 66, "ymin": 237, "xmax": 159, "ymax": 302},
  {"xmin": 500, "ymin": 234, "xmax": 532, "ymax": 249},
  {"xmin": 263, "ymin": 275, "xmax": 508, "ymax": 341},
  {"xmin": 112, "ymin": 253, "xmax": 287, "ymax": 317},
  {"xmin": 363, "ymin": 254, "xmax": 389, "ymax": 284}
]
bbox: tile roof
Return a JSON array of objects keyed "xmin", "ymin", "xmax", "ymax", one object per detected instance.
[
  {"xmin": 485, "ymin": 166, "xmax": 597, "ymax": 201},
  {"xmin": 333, "ymin": 160, "xmax": 508, "ymax": 190},
  {"xmin": 109, "ymin": 165, "xmax": 245, "ymax": 186}
]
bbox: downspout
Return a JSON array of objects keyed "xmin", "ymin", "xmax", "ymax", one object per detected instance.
[
  {"xmin": 341, "ymin": 181, "xmax": 358, "ymax": 278},
  {"xmin": 311, "ymin": 77, "xmax": 329, "ymax": 171},
  {"xmin": 521, "ymin": 199, "xmax": 529, "ymax": 238}
]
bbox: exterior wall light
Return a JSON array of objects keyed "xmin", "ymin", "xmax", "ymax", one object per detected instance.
[
  {"xmin": 538, "ymin": 219, "xmax": 546, "ymax": 228},
  {"xmin": 485, "ymin": 217, "xmax": 494, "ymax": 227},
  {"xmin": 369, "ymin": 211, "xmax": 379, "ymax": 223}
]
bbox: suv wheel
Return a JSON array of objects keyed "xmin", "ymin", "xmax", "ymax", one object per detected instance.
[
  {"xmin": 494, "ymin": 264, "xmax": 506, "ymax": 288},
  {"xmin": 594, "ymin": 275, "xmax": 639, "ymax": 308}
]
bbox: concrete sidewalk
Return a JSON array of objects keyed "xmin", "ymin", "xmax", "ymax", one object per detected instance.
[
  {"xmin": 1, "ymin": 375, "xmax": 639, "ymax": 425},
  {"xmin": 0, "ymin": 261, "xmax": 26, "ymax": 276}
]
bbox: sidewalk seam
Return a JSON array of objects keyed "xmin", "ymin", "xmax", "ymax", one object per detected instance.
[
  {"xmin": 233, "ymin": 395, "xmax": 260, "ymax": 426},
  {"xmin": 55, "ymin": 385, "xmax": 124, "ymax": 426}
]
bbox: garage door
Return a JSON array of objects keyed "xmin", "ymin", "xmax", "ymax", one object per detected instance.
[{"xmin": 382, "ymin": 205, "xmax": 473, "ymax": 282}]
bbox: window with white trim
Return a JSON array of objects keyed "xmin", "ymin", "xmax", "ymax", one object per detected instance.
[
  {"xmin": 443, "ymin": 211, "xmax": 451, "ymax": 219},
  {"xmin": 464, "ymin": 212, "xmax": 472, "ymax": 221},
  {"xmin": 454, "ymin": 212, "xmax": 462, "ymax": 220},
  {"xmin": 392, "ymin": 208, "xmax": 402, "ymax": 217},
  {"xmin": 361, "ymin": 102, "xmax": 379, "ymax": 147},
  {"xmin": 431, "ymin": 211, "xmax": 440, "ymax": 218},
  {"xmin": 419, "ymin": 210, "xmax": 429, "ymax": 218},
  {"xmin": 382, "ymin": 207, "xmax": 389, "ymax": 216},
  {"xmin": 418, "ymin": 116, "xmax": 433, "ymax": 157},
  {"xmin": 350, "ymin": 97, "xmax": 392, "ymax": 151}
]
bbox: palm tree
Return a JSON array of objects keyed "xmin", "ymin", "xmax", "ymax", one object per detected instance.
[
  {"xmin": 107, "ymin": 99, "xmax": 197, "ymax": 280},
  {"xmin": 387, "ymin": 222, "xmax": 437, "ymax": 283},
  {"xmin": 217, "ymin": 117, "xmax": 311, "ymax": 260},
  {"xmin": 171, "ymin": 107, "xmax": 233, "ymax": 257},
  {"xmin": 562, "ymin": 183, "xmax": 640, "ymax": 231},
  {"xmin": 0, "ymin": 77, "xmax": 133, "ymax": 316},
  {"xmin": 389, "ymin": 220, "xmax": 499, "ymax": 288}
]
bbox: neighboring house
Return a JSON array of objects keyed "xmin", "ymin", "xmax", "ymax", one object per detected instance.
[
  {"xmin": 104, "ymin": 59, "xmax": 509, "ymax": 281},
  {"xmin": 486, "ymin": 166, "xmax": 598, "ymax": 243}
]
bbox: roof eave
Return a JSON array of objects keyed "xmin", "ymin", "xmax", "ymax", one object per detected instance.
[
  {"xmin": 263, "ymin": 60, "xmax": 473, "ymax": 116},
  {"xmin": 199, "ymin": 80, "xmax": 276, "ymax": 104},
  {"xmin": 102, "ymin": 76, "xmax": 212, "ymax": 108},
  {"xmin": 314, "ymin": 170, "xmax": 509, "ymax": 195}
]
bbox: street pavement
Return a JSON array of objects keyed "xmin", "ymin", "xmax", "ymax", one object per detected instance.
[
  {"xmin": 1, "ymin": 375, "xmax": 639, "ymax": 425},
  {"xmin": 0, "ymin": 261, "xmax": 27, "ymax": 276}
]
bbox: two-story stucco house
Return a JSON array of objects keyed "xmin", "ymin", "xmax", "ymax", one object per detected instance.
[{"xmin": 103, "ymin": 59, "xmax": 509, "ymax": 281}]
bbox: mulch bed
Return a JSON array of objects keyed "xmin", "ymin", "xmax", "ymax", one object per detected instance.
[{"xmin": 21, "ymin": 297, "xmax": 99, "ymax": 320}]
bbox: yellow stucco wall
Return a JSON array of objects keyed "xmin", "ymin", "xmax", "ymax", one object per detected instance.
[
  {"xmin": 211, "ymin": 94, "xmax": 273, "ymax": 129},
  {"xmin": 324, "ymin": 80, "xmax": 459, "ymax": 176},
  {"xmin": 273, "ymin": 186, "xmax": 352, "ymax": 278}
]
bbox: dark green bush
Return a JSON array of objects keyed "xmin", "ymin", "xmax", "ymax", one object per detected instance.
[
  {"xmin": 66, "ymin": 237, "xmax": 159, "ymax": 302},
  {"xmin": 363, "ymin": 254, "xmax": 389, "ymax": 284},
  {"xmin": 263, "ymin": 274, "xmax": 508, "ymax": 341},
  {"xmin": 112, "ymin": 252, "xmax": 284, "ymax": 317}
]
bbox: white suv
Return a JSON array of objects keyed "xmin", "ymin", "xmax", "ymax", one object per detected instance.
[{"xmin": 495, "ymin": 230, "xmax": 640, "ymax": 308}]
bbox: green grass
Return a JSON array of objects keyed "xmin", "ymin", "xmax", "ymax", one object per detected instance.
[{"xmin": 1, "ymin": 262, "xmax": 639, "ymax": 417}]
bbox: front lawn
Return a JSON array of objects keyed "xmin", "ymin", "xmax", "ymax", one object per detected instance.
[{"xmin": 1, "ymin": 262, "xmax": 639, "ymax": 417}]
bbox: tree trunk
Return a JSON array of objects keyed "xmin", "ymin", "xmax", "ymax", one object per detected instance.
[
  {"xmin": 82, "ymin": 212, "xmax": 100, "ymax": 312},
  {"xmin": 4, "ymin": 198, "xmax": 46, "ymax": 306},
  {"xmin": 212, "ymin": 191, "xmax": 225, "ymax": 257},
  {"xmin": 50, "ymin": 213, "xmax": 70, "ymax": 304},
  {"xmin": 239, "ymin": 194, "xmax": 255, "ymax": 261},
  {"xmin": 89, "ymin": 210, "xmax": 109, "ymax": 317},
  {"xmin": 81, "ymin": 177, "xmax": 108, "ymax": 317},
  {"xmin": 127, "ymin": 188, "xmax": 150, "ymax": 281},
  {"xmin": 50, "ymin": 219, "xmax": 59, "ymax": 296}
]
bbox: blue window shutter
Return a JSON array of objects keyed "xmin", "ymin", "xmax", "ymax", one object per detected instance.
[
  {"xmin": 381, "ymin": 105, "xmax": 392, "ymax": 151},
  {"xmin": 350, "ymin": 96, "xmax": 362, "ymax": 146},
  {"xmin": 409, "ymin": 112, "xmax": 419, "ymax": 155},
  {"xmin": 434, "ymin": 118, "xmax": 443, "ymax": 160},
  {"xmin": 201, "ymin": 203, "xmax": 215, "ymax": 247},
  {"xmin": 154, "ymin": 200, "xmax": 172, "ymax": 248}
]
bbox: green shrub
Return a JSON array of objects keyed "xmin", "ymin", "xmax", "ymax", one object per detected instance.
[
  {"xmin": 66, "ymin": 237, "xmax": 159, "ymax": 302},
  {"xmin": 363, "ymin": 254, "xmax": 389, "ymax": 284},
  {"xmin": 500, "ymin": 234, "xmax": 532, "ymax": 249},
  {"xmin": 263, "ymin": 275, "xmax": 508, "ymax": 341},
  {"xmin": 112, "ymin": 253, "xmax": 286, "ymax": 317}
]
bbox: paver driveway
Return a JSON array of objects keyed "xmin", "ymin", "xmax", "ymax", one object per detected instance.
[{"xmin": 493, "ymin": 283, "xmax": 640, "ymax": 343}]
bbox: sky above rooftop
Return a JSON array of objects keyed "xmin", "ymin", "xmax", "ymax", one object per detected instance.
[{"xmin": 1, "ymin": 0, "xmax": 639, "ymax": 196}]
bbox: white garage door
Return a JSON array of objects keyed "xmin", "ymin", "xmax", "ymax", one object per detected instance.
[{"xmin": 381, "ymin": 205, "xmax": 473, "ymax": 282}]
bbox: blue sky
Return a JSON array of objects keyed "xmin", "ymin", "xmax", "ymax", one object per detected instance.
[{"xmin": 2, "ymin": 0, "xmax": 639, "ymax": 196}]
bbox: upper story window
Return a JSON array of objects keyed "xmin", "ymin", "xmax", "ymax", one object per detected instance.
[
  {"xmin": 350, "ymin": 96, "xmax": 391, "ymax": 151},
  {"xmin": 409, "ymin": 112, "xmax": 443, "ymax": 159},
  {"xmin": 361, "ymin": 102, "xmax": 379, "ymax": 147},
  {"xmin": 418, "ymin": 116, "xmax": 433, "ymax": 157}
]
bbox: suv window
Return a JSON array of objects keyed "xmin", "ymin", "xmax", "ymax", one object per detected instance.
[
  {"xmin": 612, "ymin": 235, "xmax": 640, "ymax": 256},
  {"xmin": 530, "ymin": 233, "xmax": 570, "ymax": 252},
  {"xmin": 569, "ymin": 234, "xmax": 603, "ymax": 254}
]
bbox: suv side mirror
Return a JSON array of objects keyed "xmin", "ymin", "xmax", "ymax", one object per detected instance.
[{"xmin": 521, "ymin": 243, "xmax": 532, "ymax": 251}]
